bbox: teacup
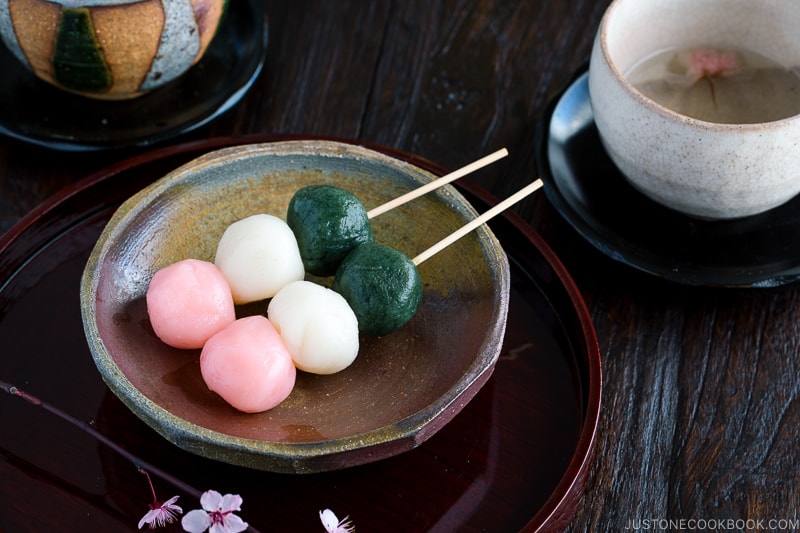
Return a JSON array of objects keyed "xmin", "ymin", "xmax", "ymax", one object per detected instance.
[
  {"xmin": 0, "ymin": 0, "xmax": 227, "ymax": 100},
  {"xmin": 589, "ymin": 0, "xmax": 800, "ymax": 219}
]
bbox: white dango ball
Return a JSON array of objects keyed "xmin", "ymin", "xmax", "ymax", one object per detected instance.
[
  {"xmin": 200, "ymin": 315, "xmax": 296, "ymax": 413},
  {"xmin": 214, "ymin": 214, "xmax": 305, "ymax": 304},
  {"xmin": 267, "ymin": 280, "xmax": 360, "ymax": 375}
]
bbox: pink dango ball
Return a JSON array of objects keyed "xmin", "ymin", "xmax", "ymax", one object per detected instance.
[
  {"xmin": 146, "ymin": 259, "xmax": 235, "ymax": 349},
  {"xmin": 200, "ymin": 315, "xmax": 297, "ymax": 413}
]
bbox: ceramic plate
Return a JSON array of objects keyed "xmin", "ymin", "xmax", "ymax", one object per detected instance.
[
  {"xmin": 80, "ymin": 140, "xmax": 511, "ymax": 474},
  {"xmin": 0, "ymin": 0, "xmax": 266, "ymax": 152},
  {"xmin": 536, "ymin": 68, "xmax": 800, "ymax": 288},
  {"xmin": 0, "ymin": 135, "xmax": 600, "ymax": 531}
]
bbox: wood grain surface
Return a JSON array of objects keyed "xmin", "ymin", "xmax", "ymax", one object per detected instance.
[{"xmin": 2, "ymin": 1, "xmax": 799, "ymax": 531}]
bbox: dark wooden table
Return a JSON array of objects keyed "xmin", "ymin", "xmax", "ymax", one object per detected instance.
[{"xmin": 3, "ymin": 1, "xmax": 799, "ymax": 531}]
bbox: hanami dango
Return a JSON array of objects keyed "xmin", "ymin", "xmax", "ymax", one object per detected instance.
[
  {"xmin": 286, "ymin": 149, "xmax": 508, "ymax": 276},
  {"xmin": 267, "ymin": 280, "xmax": 360, "ymax": 375},
  {"xmin": 214, "ymin": 214, "xmax": 305, "ymax": 304},
  {"xmin": 287, "ymin": 185, "xmax": 373, "ymax": 276},
  {"xmin": 145, "ymin": 259, "xmax": 235, "ymax": 349},
  {"xmin": 200, "ymin": 315, "xmax": 296, "ymax": 413},
  {"xmin": 331, "ymin": 243, "xmax": 423, "ymax": 337}
]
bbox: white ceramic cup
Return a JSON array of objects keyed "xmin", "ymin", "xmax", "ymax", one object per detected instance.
[{"xmin": 589, "ymin": 0, "xmax": 800, "ymax": 219}]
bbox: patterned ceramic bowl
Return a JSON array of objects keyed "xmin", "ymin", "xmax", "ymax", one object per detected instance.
[{"xmin": 0, "ymin": 0, "xmax": 226, "ymax": 99}]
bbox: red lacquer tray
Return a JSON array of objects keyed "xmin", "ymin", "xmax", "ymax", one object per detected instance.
[{"xmin": 0, "ymin": 135, "xmax": 601, "ymax": 532}]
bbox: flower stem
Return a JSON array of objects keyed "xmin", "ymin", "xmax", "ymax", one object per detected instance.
[
  {"xmin": 703, "ymin": 75, "xmax": 719, "ymax": 110},
  {"xmin": 1, "ymin": 378, "xmax": 262, "ymax": 532},
  {"xmin": 141, "ymin": 467, "xmax": 161, "ymax": 505},
  {"xmin": 0, "ymin": 377, "xmax": 202, "ymax": 500}
]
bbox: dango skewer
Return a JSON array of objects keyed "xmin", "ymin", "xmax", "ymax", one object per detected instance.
[
  {"xmin": 411, "ymin": 178, "xmax": 544, "ymax": 265},
  {"xmin": 145, "ymin": 155, "xmax": 539, "ymax": 414},
  {"xmin": 333, "ymin": 178, "xmax": 544, "ymax": 336},
  {"xmin": 365, "ymin": 148, "xmax": 509, "ymax": 219}
]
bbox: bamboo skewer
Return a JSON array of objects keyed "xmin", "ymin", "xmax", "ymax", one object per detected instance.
[
  {"xmin": 366, "ymin": 148, "xmax": 508, "ymax": 219},
  {"xmin": 412, "ymin": 178, "xmax": 544, "ymax": 266}
]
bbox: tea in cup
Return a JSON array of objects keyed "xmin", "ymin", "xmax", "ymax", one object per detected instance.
[{"xmin": 589, "ymin": 0, "xmax": 800, "ymax": 219}]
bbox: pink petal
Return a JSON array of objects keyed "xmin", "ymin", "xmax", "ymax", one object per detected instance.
[
  {"xmin": 200, "ymin": 490, "xmax": 224, "ymax": 512},
  {"xmin": 319, "ymin": 509, "xmax": 353, "ymax": 533},
  {"xmin": 163, "ymin": 495, "xmax": 182, "ymax": 511},
  {"xmin": 320, "ymin": 509, "xmax": 339, "ymax": 531},
  {"xmin": 181, "ymin": 509, "xmax": 212, "ymax": 533},
  {"xmin": 220, "ymin": 493, "xmax": 243, "ymax": 512},
  {"xmin": 224, "ymin": 513, "xmax": 249, "ymax": 533},
  {"xmin": 138, "ymin": 509, "xmax": 160, "ymax": 529},
  {"xmin": 209, "ymin": 513, "xmax": 249, "ymax": 533},
  {"xmin": 682, "ymin": 48, "xmax": 740, "ymax": 79}
]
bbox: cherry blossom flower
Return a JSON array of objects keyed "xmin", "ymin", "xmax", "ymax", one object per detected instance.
[
  {"xmin": 675, "ymin": 47, "xmax": 742, "ymax": 108},
  {"xmin": 680, "ymin": 48, "xmax": 741, "ymax": 84},
  {"xmin": 181, "ymin": 490, "xmax": 249, "ymax": 533},
  {"xmin": 139, "ymin": 495, "xmax": 183, "ymax": 529},
  {"xmin": 138, "ymin": 469, "xmax": 182, "ymax": 529},
  {"xmin": 319, "ymin": 509, "xmax": 354, "ymax": 533}
]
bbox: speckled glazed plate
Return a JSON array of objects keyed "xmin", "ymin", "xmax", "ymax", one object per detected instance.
[
  {"xmin": 81, "ymin": 140, "xmax": 511, "ymax": 474},
  {"xmin": 1, "ymin": 136, "xmax": 600, "ymax": 531},
  {"xmin": 536, "ymin": 68, "xmax": 800, "ymax": 288},
  {"xmin": 0, "ymin": 0, "xmax": 266, "ymax": 152}
]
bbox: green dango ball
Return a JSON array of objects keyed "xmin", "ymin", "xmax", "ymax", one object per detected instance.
[
  {"xmin": 287, "ymin": 185, "xmax": 374, "ymax": 276},
  {"xmin": 332, "ymin": 242, "xmax": 423, "ymax": 336}
]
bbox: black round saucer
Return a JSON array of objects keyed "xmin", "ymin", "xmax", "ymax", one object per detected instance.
[
  {"xmin": 535, "ymin": 68, "xmax": 800, "ymax": 288},
  {"xmin": 0, "ymin": 0, "xmax": 267, "ymax": 152}
]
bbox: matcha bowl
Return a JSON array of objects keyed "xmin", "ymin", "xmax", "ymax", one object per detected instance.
[{"xmin": 80, "ymin": 140, "xmax": 510, "ymax": 473}]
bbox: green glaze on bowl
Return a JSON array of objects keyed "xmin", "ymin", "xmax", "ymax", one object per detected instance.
[
  {"xmin": 52, "ymin": 7, "xmax": 111, "ymax": 93},
  {"xmin": 80, "ymin": 140, "xmax": 510, "ymax": 474}
]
